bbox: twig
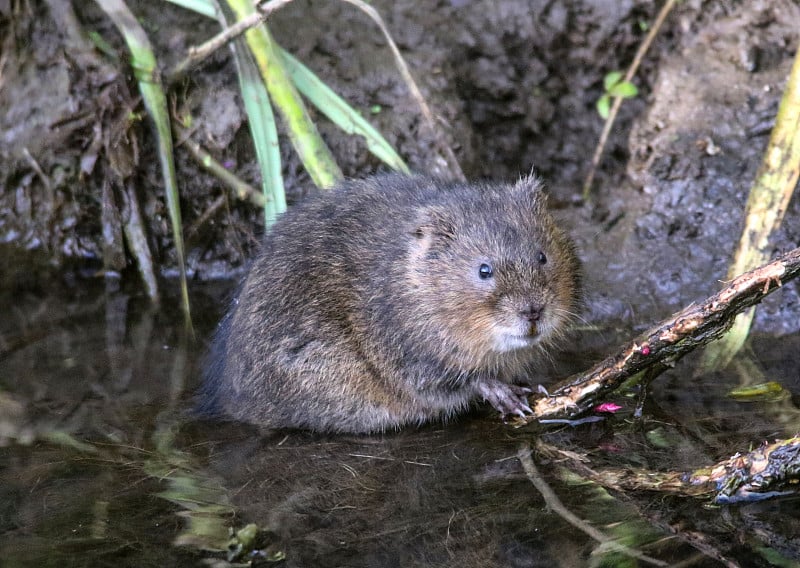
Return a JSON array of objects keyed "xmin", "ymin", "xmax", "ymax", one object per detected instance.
[
  {"xmin": 167, "ymin": 0, "xmax": 295, "ymax": 84},
  {"xmin": 513, "ymin": 246, "xmax": 800, "ymax": 425},
  {"xmin": 168, "ymin": 0, "xmax": 465, "ymax": 181},
  {"xmin": 22, "ymin": 147, "xmax": 52, "ymax": 193},
  {"xmin": 0, "ymin": 32, "xmax": 10, "ymax": 92},
  {"xmin": 173, "ymin": 123, "xmax": 266, "ymax": 208},
  {"xmin": 185, "ymin": 193, "xmax": 225, "ymax": 238},
  {"xmin": 582, "ymin": 0, "xmax": 678, "ymax": 200},
  {"xmin": 687, "ymin": 436, "xmax": 800, "ymax": 503},
  {"xmin": 533, "ymin": 441, "xmax": 744, "ymax": 565},
  {"xmin": 336, "ymin": 0, "xmax": 465, "ymax": 181},
  {"xmin": 537, "ymin": 435, "xmax": 800, "ymax": 505},
  {"xmin": 517, "ymin": 443, "xmax": 669, "ymax": 567},
  {"xmin": 120, "ymin": 180, "xmax": 160, "ymax": 301}
]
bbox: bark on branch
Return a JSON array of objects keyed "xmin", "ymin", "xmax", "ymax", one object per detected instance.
[
  {"xmin": 515, "ymin": 246, "xmax": 800, "ymax": 425},
  {"xmin": 537, "ymin": 436, "xmax": 800, "ymax": 504},
  {"xmin": 516, "ymin": 247, "xmax": 800, "ymax": 503}
]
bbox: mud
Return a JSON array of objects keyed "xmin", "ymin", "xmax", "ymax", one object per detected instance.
[
  {"xmin": 2, "ymin": 0, "xmax": 798, "ymax": 333},
  {"xmin": 599, "ymin": 0, "xmax": 800, "ymax": 333}
]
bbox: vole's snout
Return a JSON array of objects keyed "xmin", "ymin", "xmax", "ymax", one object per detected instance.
[
  {"xmin": 517, "ymin": 302, "xmax": 546, "ymax": 338},
  {"xmin": 519, "ymin": 303, "xmax": 544, "ymax": 324}
]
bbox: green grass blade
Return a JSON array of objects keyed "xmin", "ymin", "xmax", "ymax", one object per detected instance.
[
  {"xmin": 701, "ymin": 44, "xmax": 800, "ymax": 370},
  {"xmin": 278, "ymin": 47, "xmax": 409, "ymax": 174},
  {"xmin": 231, "ymin": 37, "xmax": 284, "ymax": 224},
  {"xmin": 162, "ymin": 0, "xmax": 216, "ymax": 18},
  {"xmin": 167, "ymin": 0, "xmax": 406, "ymax": 182},
  {"xmin": 165, "ymin": 0, "xmax": 283, "ymax": 226},
  {"xmin": 95, "ymin": 0, "xmax": 193, "ymax": 330},
  {"xmin": 222, "ymin": 0, "xmax": 343, "ymax": 189},
  {"xmin": 220, "ymin": 5, "xmax": 286, "ymax": 227}
]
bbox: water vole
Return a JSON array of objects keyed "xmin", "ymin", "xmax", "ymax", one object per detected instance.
[{"xmin": 202, "ymin": 174, "xmax": 580, "ymax": 433}]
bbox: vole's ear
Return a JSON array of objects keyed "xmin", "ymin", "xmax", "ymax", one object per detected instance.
[
  {"xmin": 511, "ymin": 174, "xmax": 548, "ymax": 211},
  {"xmin": 411, "ymin": 206, "xmax": 456, "ymax": 242}
]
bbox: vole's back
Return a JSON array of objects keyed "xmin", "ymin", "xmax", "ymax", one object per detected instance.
[{"xmin": 202, "ymin": 174, "xmax": 580, "ymax": 433}]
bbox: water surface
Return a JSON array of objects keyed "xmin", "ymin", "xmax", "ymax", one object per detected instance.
[{"xmin": 1, "ymin": 280, "xmax": 798, "ymax": 567}]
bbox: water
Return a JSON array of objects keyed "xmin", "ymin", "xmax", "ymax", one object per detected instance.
[{"xmin": 1, "ymin": 279, "xmax": 799, "ymax": 567}]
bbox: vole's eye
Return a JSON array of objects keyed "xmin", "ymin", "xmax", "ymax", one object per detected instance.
[
  {"xmin": 478, "ymin": 263, "xmax": 494, "ymax": 279},
  {"xmin": 537, "ymin": 251, "xmax": 547, "ymax": 265}
]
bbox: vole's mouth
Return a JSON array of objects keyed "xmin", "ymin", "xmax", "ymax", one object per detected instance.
[
  {"xmin": 492, "ymin": 331, "xmax": 541, "ymax": 352},
  {"xmin": 489, "ymin": 313, "xmax": 560, "ymax": 352}
]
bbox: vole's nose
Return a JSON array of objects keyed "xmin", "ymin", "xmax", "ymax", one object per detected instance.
[{"xmin": 519, "ymin": 303, "xmax": 544, "ymax": 323}]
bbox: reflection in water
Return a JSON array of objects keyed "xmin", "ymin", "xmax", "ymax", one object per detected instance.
[
  {"xmin": 0, "ymin": 280, "xmax": 799, "ymax": 566},
  {"xmin": 0, "ymin": 278, "xmax": 207, "ymax": 566}
]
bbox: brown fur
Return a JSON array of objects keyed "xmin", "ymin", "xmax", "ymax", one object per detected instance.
[{"xmin": 201, "ymin": 174, "xmax": 580, "ymax": 433}]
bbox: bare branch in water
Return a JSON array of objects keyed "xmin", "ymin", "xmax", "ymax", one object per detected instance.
[{"xmin": 513, "ymin": 246, "xmax": 800, "ymax": 425}]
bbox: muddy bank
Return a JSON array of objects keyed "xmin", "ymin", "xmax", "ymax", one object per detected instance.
[
  {"xmin": 1, "ymin": 0, "xmax": 798, "ymax": 332},
  {"xmin": 594, "ymin": 0, "xmax": 800, "ymax": 334}
]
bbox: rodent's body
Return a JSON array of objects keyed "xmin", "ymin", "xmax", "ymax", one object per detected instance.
[{"xmin": 202, "ymin": 175, "xmax": 580, "ymax": 433}]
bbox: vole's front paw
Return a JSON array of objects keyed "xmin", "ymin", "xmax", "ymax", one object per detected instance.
[{"xmin": 476, "ymin": 379, "xmax": 533, "ymax": 418}]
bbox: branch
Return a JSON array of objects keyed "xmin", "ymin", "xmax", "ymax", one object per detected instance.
[
  {"xmin": 517, "ymin": 443, "xmax": 669, "ymax": 566},
  {"xmin": 537, "ymin": 437, "xmax": 800, "ymax": 504},
  {"xmin": 167, "ymin": 0, "xmax": 295, "ymax": 85},
  {"xmin": 514, "ymin": 246, "xmax": 800, "ymax": 425}
]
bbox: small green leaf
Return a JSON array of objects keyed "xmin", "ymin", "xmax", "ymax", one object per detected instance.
[
  {"xmin": 278, "ymin": 47, "xmax": 408, "ymax": 174},
  {"xmin": 608, "ymin": 80, "xmax": 638, "ymax": 99},
  {"xmin": 370, "ymin": 104, "xmax": 382, "ymax": 115},
  {"xmin": 603, "ymin": 71, "xmax": 623, "ymax": 91},
  {"xmin": 87, "ymin": 30, "xmax": 118, "ymax": 59},
  {"xmin": 596, "ymin": 94, "xmax": 611, "ymax": 119},
  {"xmin": 728, "ymin": 381, "xmax": 790, "ymax": 403}
]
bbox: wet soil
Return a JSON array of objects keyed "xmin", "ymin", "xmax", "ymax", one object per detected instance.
[
  {"xmin": 2, "ymin": 0, "xmax": 798, "ymax": 328},
  {"xmin": 2, "ymin": 0, "xmax": 800, "ymax": 566}
]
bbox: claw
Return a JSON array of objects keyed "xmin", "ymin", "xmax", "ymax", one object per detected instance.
[{"xmin": 476, "ymin": 379, "xmax": 533, "ymax": 418}]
